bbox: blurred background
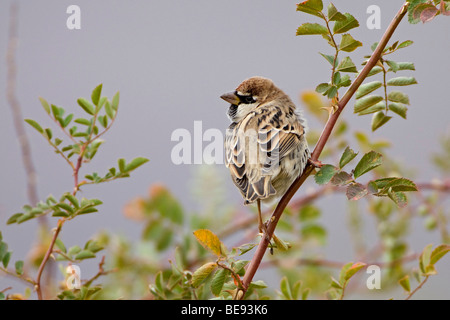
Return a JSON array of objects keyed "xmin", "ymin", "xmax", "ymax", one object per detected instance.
[{"xmin": 0, "ymin": 0, "xmax": 449, "ymax": 299}]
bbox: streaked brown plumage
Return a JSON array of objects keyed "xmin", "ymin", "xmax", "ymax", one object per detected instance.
[{"xmin": 221, "ymin": 77, "xmax": 310, "ymax": 234}]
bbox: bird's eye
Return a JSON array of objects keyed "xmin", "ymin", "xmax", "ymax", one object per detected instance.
[{"xmin": 244, "ymin": 96, "xmax": 255, "ymax": 104}]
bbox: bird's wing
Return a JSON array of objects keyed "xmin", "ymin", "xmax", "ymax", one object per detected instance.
[{"xmin": 225, "ymin": 105, "xmax": 305, "ymax": 203}]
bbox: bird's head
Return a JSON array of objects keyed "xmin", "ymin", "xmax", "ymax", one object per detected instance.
[{"xmin": 221, "ymin": 77, "xmax": 281, "ymax": 122}]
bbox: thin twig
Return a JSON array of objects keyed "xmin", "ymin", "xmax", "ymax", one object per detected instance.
[
  {"xmin": 240, "ymin": 2, "xmax": 410, "ymax": 297},
  {"xmin": 405, "ymin": 275, "xmax": 429, "ymax": 300}
]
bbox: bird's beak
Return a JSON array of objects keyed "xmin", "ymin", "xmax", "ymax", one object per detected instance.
[{"xmin": 220, "ymin": 92, "xmax": 240, "ymax": 105}]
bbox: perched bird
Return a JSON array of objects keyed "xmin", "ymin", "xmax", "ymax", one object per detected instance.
[{"xmin": 221, "ymin": 76, "xmax": 310, "ymax": 235}]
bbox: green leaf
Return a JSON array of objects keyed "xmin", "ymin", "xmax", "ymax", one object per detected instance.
[
  {"xmin": 55, "ymin": 238, "xmax": 67, "ymax": 253},
  {"xmin": 15, "ymin": 260, "xmax": 24, "ymax": 275},
  {"xmin": 397, "ymin": 40, "xmax": 414, "ymax": 49},
  {"xmin": 355, "ymin": 81, "xmax": 382, "ymax": 99},
  {"xmin": 39, "ymin": 97, "xmax": 51, "ymax": 114},
  {"xmin": 389, "ymin": 103, "xmax": 407, "ymax": 119},
  {"xmin": 419, "ymin": 244, "xmax": 433, "ymax": 273},
  {"xmin": 124, "ymin": 157, "xmax": 149, "ymax": 172},
  {"xmin": 193, "ymin": 229, "xmax": 224, "ymax": 257},
  {"xmin": 339, "ymin": 34, "xmax": 362, "ymax": 52},
  {"xmin": 393, "ymin": 62, "xmax": 415, "ymax": 71},
  {"xmin": 430, "ymin": 244, "xmax": 450, "ymax": 265},
  {"xmin": 319, "ymin": 52, "xmax": 336, "ymax": 66},
  {"xmin": 336, "ymin": 56, "xmax": 358, "ymax": 73},
  {"xmin": 118, "ymin": 158, "xmax": 126, "ymax": 172},
  {"xmin": 44, "ymin": 128, "xmax": 52, "ymax": 140},
  {"xmin": 74, "ymin": 118, "xmax": 91, "ymax": 126},
  {"xmin": 0, "ymin": 242, "xmax": 8, "ymax": 261},
  {"xmin": 52, "ymin": 211, "xmax": 70, "ymax": 217},
  {"xmin": 385, "ymin": 60, "xmax": 399, "ymax": 73},
  {"xmin": 24, "ymin": 119, "xmax": 44, "ymax": 134},
  {"xmin": 387, "ymin": 91, "xmax": 410, "ymax": 105},
  {"xmin": 371, "ymin": 111, "xmax": 392, "ymax": 131},
  {"xmin": 296, "ymin": 23, "xmax": 329, "ymax": 35},
  {"xmin": 77, "ymin": 98, "xmax": 95, "ymax": 115},
  {"xmin": 296, "ymin": 0, "xmax": 324, "ymax": 18},
  {"xmin": 191, "ymin": 262, "xmax": 217, "ymax": 288},
  {"xmin": 346, "ymin": 183, "xmax": 368, "ymax": 201},
  {"xmin": 91, "ymin": 84, "xmax": 103, "ymax": 106},
  {"xmin": 326, "ymin": 85, "xmax": 338, "ymax": 99},
  {"xmin": 314, "ymin": 164, "xmax": 338, "ymax": 185},
  {"xmin": 74, "ymin": 250, "xmax": 96, "ymax": 260},
  {"xmin": 344, "ymin": 262, "xmax": 366, "ymax": 281},
  {"xmin": 211, "ymin": 268, "xmax": 230, "ymax": 296},
  {"xmin": 387, "ymin": 190, "xmax": 408, "ymax": 208},
  {"xmin": 299, "ymin": 205, "xmax": 321, "ymax": 222},
  {"xmin": 280, "ymin": 276, "xmax": 293, "ymax": 300},
  {"xmin": 354, "ymin": 95, "xmax": 384, "ymax": 113},
  {"xmin": 376, "ymin": 177, "xmax": 418, "ymax": 193},
  {"xmin": 387, "ymin": 77, "xmax": 418, "ymax": 86},
  {"xmin": 327, "ymin": 3, "xmax": 346, "ymax": 21},
  {"xmin": 7, "ymin": 213, "xmax": 23, "ymax": 224},
  {"xmin": 301, "ymin": 224, "xmax": 327, "ymax": 244},
  {"xmin": 339, "ymin": 146, "xmax": 358, "ymax": 168},
  {"xmin": 354, "ymin": 151, "xmax": 383, "ymax": 178},
  {"xmin": 398, "ymin": 275, "xmax": 411, "ymax": 293},
  {"xmin": 332, "ymin": 13, "xmax": 359, "ymax": 34},
  {"xmin": 2, "ymin": 252, "xmax": 11, "ymax": 268},
  {"xmin": 316, "ymin": 83, "xmax": 331, "ymax": 94},
  {"xmin": 366, "ymin": 66, "xmax": 383, "ymax": 77},
  {"xmin": 111, "ymin": 92, "xmax": 120, "ymax": 111}
]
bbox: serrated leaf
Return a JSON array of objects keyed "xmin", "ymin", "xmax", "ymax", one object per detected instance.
[
  {"xmin": 389, "ymin": 103, "xmax": 407, "ymax": 119},
  {"xmin": 366, "ymin": 66, "xmax": 383, "ymax": 77},
  {"xmin": 336, "ymin": 56, "xmax": 358, "ymax": 73},
  {"xmin": 333, "ymin": 13, "xmax": 359, "ymax": 34},
  {"xmin": 358, "ymin": 101, "xmax": 385, "ymax": 116},
  {"xmin": 314, "ymin": 164, "xmax": 338, "ymax": 185},
  {"xmin": 398, "ymin": 275, "xmax": 411, "ymax": 292},
  {"xmin": 371, "ymin": 111, "xmax": 392, "ymax": 131},
  {"xmin": 316, "ymin": 83, "xmax": 331, "ymax": 94},
  {"xmin": 339, "ymin": 34, "xmax": 362, "ymax": 52},
  {"xmin": 319, "ymin": 52, "xmax": 336, "ymax": 66},
  {"xmin": 387, "ymin": 77, "xmax": 418, "ymax": 86},
  {"xmin": 393, "ymin": 62, "xmax": 416, "ymax": 71},
  {"xmin": 420, "ymin": 5, "xmax": 439, "ymax": 22},
  {"xmin": 387, "ymin": 91, "xmax": 410, "ymax": 105},
  {"xmin": 296, "ymin": 0, "xmax": 324, "ymax": 18},
  {"xmin": 327, "ymin": 3, "xmax": 346, "ymax": 21},
  {"xmin": 355, "ymin": 81, "xmax": 382, "ymax": 99},
  {"xmin": 193, "ymin": 229, "xmax": 224, "ymax": 257},
  {"xmin": 388, "ymin": 190, "xmax": 408, "ymax": 208},
  {"xmin": 296, "ymin": 23, "xmax": 328, "ymax": 35},
  {"xmin": 354, "ymin": 95, "xmax": 384, "ymax": 113},
  {"xmin": 24, "ymin": 119, "xmax": 44, "ymax": 134},
  {"xmin": 326, "ymin": 85, "xmax": 338, "ymax": 99},
  {"xmin": 91, "ymin": 84, "xmax": 103, "ymax": 106},
  {"xmin": 211, "ymin": 268, "xmax": 230, "ymax": 296},
  {"xmin": 192, "ymin": 262, "xmax": 217, "ymax": 288},
  {"xmin": 331, "ymin": 171, "xmax": 353, "ymax": 186},
  {"xmin": 339, "ymin": 146, "xmax": 358, "ymax": 168},
  {"xmin": 430, "ymin": 244, "xmax": 450, "ymax": 265},
  {"xmin": 346, "ymin": 183, "xmax": 368, "ymax": 201},
  {"xmin": 376, "ymin": 177, "xmax": 418, "ymax": 193},
  {"xmin": 77, "ymin": 98, "xmax": 95, "ymax": 115},
  {"xmin": 354, "ymin": 151, "xmax": 383, "ymax": 178}
]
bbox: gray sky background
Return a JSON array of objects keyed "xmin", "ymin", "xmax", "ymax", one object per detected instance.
[{"xmin": 1, "ymin": 0, "xmax": 449, "ymax": 299}]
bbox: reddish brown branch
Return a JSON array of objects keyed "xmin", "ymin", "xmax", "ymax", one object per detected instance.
[{"xmin": 240, "ymin": 2, "xmax": 410, "ymax": 297}]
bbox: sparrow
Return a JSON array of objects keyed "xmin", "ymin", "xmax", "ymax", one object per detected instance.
[{"xmin": 221, "ymin": 76, "xmax": 310, "ymax": 236}]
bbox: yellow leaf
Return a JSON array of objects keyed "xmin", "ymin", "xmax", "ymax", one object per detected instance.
[{"xmin": 193, "ymin": 229, "xmax": 224, "ymax": 257}]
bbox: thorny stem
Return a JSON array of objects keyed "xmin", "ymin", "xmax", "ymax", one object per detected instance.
[{"xmin": 240, "ymin": 2, "xmax": 410, "ymax": 298}]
